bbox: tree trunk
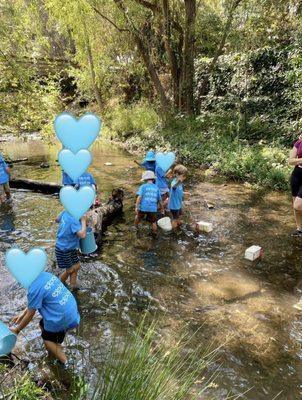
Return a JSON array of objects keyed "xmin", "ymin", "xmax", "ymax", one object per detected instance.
[
  {"xmin": 197, "ymin": 0, "xmax": 243, "ymax": 111},
  {"xmin": 114, "ymin": 0, "xmax": 171, "ymax": 115},
  {"xmin": 82, "ymin": 15, "xmax": 103, "ymax": 112},
  {"xmin": 161, "ymin": 0, "xmax": 181, "ymax": 110},
  {"xmin": 181, "ymin": 0, "xmax": 196, "ymax": 115}
]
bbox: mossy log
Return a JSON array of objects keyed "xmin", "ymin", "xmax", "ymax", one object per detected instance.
[
  {"xmin": 9, "ymin": 178, "xmax": 124, "ymax": 241},
  {"xmin": 10, "ymin": 178, "xmax": 61, "ymax": 194}
]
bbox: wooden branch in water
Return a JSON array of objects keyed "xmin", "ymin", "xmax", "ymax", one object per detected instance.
[
  {"xmin": 9, "ymin": 178, "xmax": 124, "ymax": 242},
  {"xmin": 10, "ymin": 178, "xmax": 61, "ymax": 194},
  {"xmin": 5, "ymin": 158, "xmax": 28, "ymax": 164}
]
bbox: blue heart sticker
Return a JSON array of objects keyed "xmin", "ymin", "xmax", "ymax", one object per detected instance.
[
  {"xmin": 58, "ymin": 149, "xmax": 92, "ymax": 182},
  {"xmin": 60, "ymin": 186, "xmax": 95, "ymax": 220},
  {"xmin": 0, "ymin": 321, "xmax": 17, "ymax": 356},
  {"xmin": 5, "ymin": 248, "xmax": 47, "ymax": 289},
  {"xmin": 54, "ymin": 112, "xmax": 102, "ymax": 154},
  {"xmin": 155, "ymin": 152, "xmax": 176, "ymax": 173}
]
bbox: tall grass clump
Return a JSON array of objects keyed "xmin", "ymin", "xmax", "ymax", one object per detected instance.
[{"xmin": 88, "ymin": 320, "xmax": 217, "ymax": 400}]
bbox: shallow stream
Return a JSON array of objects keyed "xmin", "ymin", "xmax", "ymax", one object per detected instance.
[{"xmin": 0, "ymin": 140, "xmax": 302, "ymax": 399}]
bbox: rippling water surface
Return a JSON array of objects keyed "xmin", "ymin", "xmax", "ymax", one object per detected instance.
[{"xmin": 1, "ymin": 140, "xmax": 302, "ymax": 399}]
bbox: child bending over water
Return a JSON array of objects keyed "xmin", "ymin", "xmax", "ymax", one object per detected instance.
[
  {"xmin": 10, "ymin": 271, "xmax": 80, "ymax": 367},
  {"xmin": 135, "ymin": 171, "xmax": 163, "ymax": 234}
]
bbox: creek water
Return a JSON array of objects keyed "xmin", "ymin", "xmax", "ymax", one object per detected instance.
[{"xmin": 0, "ymin": 139, "xmax": 302, "ymax": 399}]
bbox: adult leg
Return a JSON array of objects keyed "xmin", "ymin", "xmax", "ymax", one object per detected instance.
[
  {"xmin": 293, "ymin": 196, "xmax": 302, "ymax": 230},
  {"xmin": 43, "ymin": 340, "xmax": 67, "ymax": 364}
]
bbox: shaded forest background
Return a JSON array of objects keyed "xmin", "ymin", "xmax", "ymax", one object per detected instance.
[{"xmin": 0, "ymin": 0, "xmax": 301, "ymax": 189}]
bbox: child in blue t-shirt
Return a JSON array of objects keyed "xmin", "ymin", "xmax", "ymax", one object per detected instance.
[
  {"xmin": 55, "ymin": 211, "xmax": 87, "ymax": 289},
  {"xmin": 62, "ymin": 171, "xmax": 76, "ymax": 186},
  {"xmin": 168, "ymin": 165, "xmax": 188, "ymax": 229},
  {"xmin": 0, "ymin": 154, "xmax": 11, "ymax": 203},
  {"xmin": 10, "ymin": 271, "xmax": 80, "ymax": 366},
  {"xmin": 135, "ymin": 170, "xmax": 163, "ymax": 233},
  {"xmin": 141, "ymin": 150, "xmax": 156, "ymax": 172},
  {"xmin": 155, "ymin": 164, "xmax": 170, "ymax": 202},
  {"xmin": 76, "ymin": 171, "xmax": 97, "ymax": 190}
]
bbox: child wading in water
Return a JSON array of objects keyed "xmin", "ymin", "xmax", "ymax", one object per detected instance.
[
  {"xmin": 135, "ymin": 170, "xmax": 163, "ymax": 234},
  {"xmin": 168, "ymin": 165, "xmax": 188, "ymax": 229},
  {"xmin": 0, "ymin": 154, "xmax": 11, "ymax": 203},
  {"xmin": 141, "ymin": 150, "xmax": 156, "ymax": 172},
  {"xmin": 11, "ymin": 271, "xmax": 80, "ymax": 367},
  {"xmin": 55, "ymin": 211, "xmax": 87, "ymax": 289}
]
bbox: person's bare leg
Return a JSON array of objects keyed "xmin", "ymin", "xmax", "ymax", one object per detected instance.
[
  {"xmin": 172, "ymin": 220, "xmax": 177, "ymax": 229},
  {"xmin": 69, "ymin": 264, "xmax": 80, "ymax": 288},
  {"xmin": 134, "ymin": 215, "xmax": 140, "ymax": 227},
  {"xmin": 60, "ymin": 270, "xmax": 70, "ymax": 283},
  {"xmin": 44, "ymin": 340, "xmax": 67, "ymax": 364},
  {"xmin": 151, "ymin": 222, "xmax": 157, "ymax": 233},
  {"xmin": 5, "ymin": 187, "xmax": 11, "ymax": 200},
  {"xmin": 293, "ymin": 197, "xmax": 302, "ymax": 229}
]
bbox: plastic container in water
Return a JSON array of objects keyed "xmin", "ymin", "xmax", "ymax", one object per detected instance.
[
  {"xmin": 157, "ymin": 217, "xmax": 172, "ymax": 232},
  {"xmin": 0, "ymin": 321, "xmax": 17, "ymax": 356},
  {"xmin": 80, "ymin": 227, "xmax": 97, "ymax": 254},
  {"xmin": 244, "ymin": 245, "xmax": 263, "ymax": 261},
  {"xmin": 196, "ymin": 221, "xmax": 213, "ymax": 233}
]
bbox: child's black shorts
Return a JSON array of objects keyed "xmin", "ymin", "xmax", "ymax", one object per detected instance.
[
  {"xmin": 39, "ymin": 319, "xmax": 66, "ymax": 344},
  {"xmin": 170, "ymin": 209, "xmax": 182, "ymax": 220},
  {"xmin": 55, "ymin": 246, "xmax": 79, "ymax": 270},
  {"xmin": 137, "ymin": 211, "xmax": 157, "ymax": 223}
]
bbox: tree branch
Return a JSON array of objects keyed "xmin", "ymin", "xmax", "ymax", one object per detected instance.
[
  {"xmin": 92, "ymin": 5, "xmax": 130, "ymax": 32},
  {"xmin": 209, "ymin": 0, "xmax": 243, "ymax": 71},
  {"xmin": 133, "ymin": 0, "xmax": 183, "ymax": 34},
  {"xmin": 133, "ymin": 0, "xmax": 160, "ymax": 12}
]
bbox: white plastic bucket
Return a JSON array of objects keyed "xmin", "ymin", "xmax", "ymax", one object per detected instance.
[{"xmin": 157, "ymin": 217, "xmax": 172, "ymax": 232}]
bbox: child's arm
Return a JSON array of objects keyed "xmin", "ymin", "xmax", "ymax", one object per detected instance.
[
  {"xmin": 165, "ymin": 169, "xmax": 173, "ymax": 179},
  {"xmin": 76, "ymin": 216, "xmax": 87, "ymax": 239},
  {"xmin": 55, "ymin": 212, "xmax": 62, "ymax": 223},
  {"xmin": 135, "ymin": 196, "xmax": 141, "ymax": 213},
  {"xmin": 10, "ymin": 308, "xmax": 36, "ymax": 334},
  {"xmin": 11, "ymin": 308, "xmax": 27, "ymax": 325}
]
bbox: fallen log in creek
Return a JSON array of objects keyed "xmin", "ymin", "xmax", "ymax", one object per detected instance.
[
  {"xmin": 10, "ymin": 178, "xmax": 61, "ymax": 194},
  {"xmin": 9, "ymin": 178, "xmax": 124, "ymax": 243}
]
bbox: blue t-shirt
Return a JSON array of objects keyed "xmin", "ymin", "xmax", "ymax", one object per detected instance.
[
  {"xmin": 56, "ymin": 211, "xmax": 82, "ymax": 251},
  {"xmin": 137, "ymin": 182, "xmax": 161, "ymax": 212},
  {"xmin": 62, "ymin": 171, "xmax": 75, "ymax": 186},
  {"xmin": 141, "ymin": 160, "xmax": 156, "ymax": 172},
  {"xmin": 28, "ymin": 272, "xmax": 80, "ymax": 332},
  {"xmin": 169, "ymin": 179, "xmax": 184, "ymax": 211},
  {"xmin": 77, "ymin": 172, "xmax": 96, "ymax": 188},
  {"xmin": 155, "ymin": 165, "xmax": 168, "ymax": 191},
  {"xmin": 0, "ymin": 157, "xmax": 9, "ymax": 184}
]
